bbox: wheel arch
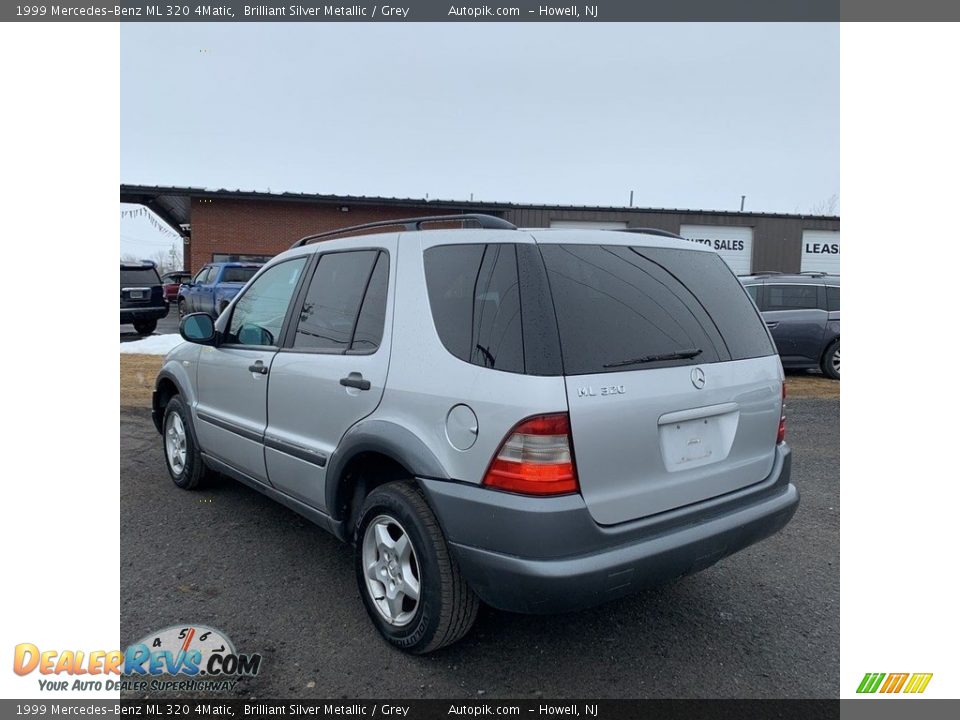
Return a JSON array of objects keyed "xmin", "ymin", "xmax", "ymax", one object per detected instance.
[{"xmin": 325, "ymin": 419, "xmax": 450, "ymax": 537}]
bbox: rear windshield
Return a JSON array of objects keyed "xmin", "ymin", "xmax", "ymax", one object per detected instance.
[
  {"xmin": 221, "ymin": 266, "xmax": 259, "ymax": 283},
  {"xmin": 538, "ymin": 245, "xmax": 774, "ymax": 375},
  {"xmin": 120, "ymin": 268, "xmax": 160, "ymax": 287}
]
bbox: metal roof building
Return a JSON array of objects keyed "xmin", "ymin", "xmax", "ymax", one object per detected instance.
[{"xmin": 120, "ymin": 184, "xmax": 840, "ymax": 275}]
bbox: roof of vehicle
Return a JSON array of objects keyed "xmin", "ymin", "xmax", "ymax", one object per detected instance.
[
  {"xmin": 739, "ymin": 272, "xmax": 839, "ymax": 286},
  {"xmin": 120, "ymin": 260, "xmax": 158, "ymax": 270},
  {"xmin": 205, "ymin": 262, "xmax": 264, "ymax": 268},
  {"xmin": 283, "ymin": 213, "xmax": 710, "ymax": 257}
]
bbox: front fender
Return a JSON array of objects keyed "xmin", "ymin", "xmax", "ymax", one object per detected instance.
[
  {"xmin": 324, "ymin": 419, "xmax": 450, "ymax": 521},
  {"xmin": 151, "ymin": 346, "xmax": 201, "ymax": 433}
]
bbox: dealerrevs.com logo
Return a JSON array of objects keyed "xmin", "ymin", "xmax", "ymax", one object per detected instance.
[
  {"xmin": 13, "ymin": 624, "xmax": 262, "ymax": 693},
  {"xmin": 857, "ymin": 672, "xmax": 933, "ymax": 694}
]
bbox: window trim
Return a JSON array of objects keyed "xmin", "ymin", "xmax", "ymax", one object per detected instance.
[
  {"xmin": 217, "ymin": 255, "xmax": 312, "ymax": 352},
  {"xmin": 278, "ymin": 247, "xmax": 391, "ymax": 356}
]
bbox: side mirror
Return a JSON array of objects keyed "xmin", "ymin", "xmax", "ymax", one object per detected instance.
[{"xmin": 180, "ymin": 313, "xmax": 217, "ymax": 345}]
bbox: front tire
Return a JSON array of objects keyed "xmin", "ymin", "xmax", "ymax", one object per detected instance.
[
  {"xmin": 162, "ymin": 395, "xmax": 210, "ymax": 490},
  {"xmin": 354, "ymin": 482, "xmax": 479, "ymax": 654},
  {"xmin": 133, "ymin": 319, "xmax": 157, "ymax": 335},
  {"xmin": 178, "ymin": 299, "xmax": 188, "ymax": 319},
  {"xmin": 821, "ymin": 340, "xmax": 839, "ymax": 380}
]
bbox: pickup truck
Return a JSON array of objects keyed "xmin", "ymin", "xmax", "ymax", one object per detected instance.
[{"xmin": 177, "ymin": 262, "xmax": 262, "ymax": 318}]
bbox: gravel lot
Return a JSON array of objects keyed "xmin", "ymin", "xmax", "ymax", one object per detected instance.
[{"xmin": 120, "ymin": 397, "xmax": 838, "ymax": 699}]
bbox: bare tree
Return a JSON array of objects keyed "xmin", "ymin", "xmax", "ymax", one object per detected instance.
[
  {"xmin": 149, "ymin": 243, "xmax": 185, "ymax": 275},
  {"xmin": 810, "ymin": 193, "xmax": 839, "ymax": 216}
]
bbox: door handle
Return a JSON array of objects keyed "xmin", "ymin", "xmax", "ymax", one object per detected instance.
[
  {"xmin": 340, "ymin": 372, "xmax": 371, "ymax": 391},
  {"xmin": 765, "ymin": 321, "xmax": 779, "ymax": 329},
  {"xmin": 248, "ymin": 361, "xmax": 268, "ymax": 375}
]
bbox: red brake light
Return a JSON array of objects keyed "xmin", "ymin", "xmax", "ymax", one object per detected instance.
[
  {"xmin": 482, "ymin": 413, "xmax": 579, "ymax": 496},
  {"xmin": 777, "ymin": 383, "xmax": 787, "ymax": 444}
]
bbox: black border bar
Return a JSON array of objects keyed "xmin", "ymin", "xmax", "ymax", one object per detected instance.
[{"xmin": 6, "ymin": 1, "xmax": 960, "ymax": 22}]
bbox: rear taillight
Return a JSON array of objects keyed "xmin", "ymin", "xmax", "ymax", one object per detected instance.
[
  {"xmin": 777, "ymin": 383, "xmax": 787, "ymax": 444},
  {"xmin": 482, "ymin": 413, "xmax": 579, "ymax": 496}
]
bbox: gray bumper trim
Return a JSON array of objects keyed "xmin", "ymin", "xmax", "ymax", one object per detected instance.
[{"xmin": 419, "ymin": 445, "xmax": 797, "ymax": 614}]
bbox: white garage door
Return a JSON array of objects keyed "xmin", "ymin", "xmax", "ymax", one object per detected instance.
[
  {"xmin": 549, "ymin": 220, "xmax": 628, "ymax": 230},
  {"xmin": 801, "ymin": 230, "xmax": 840, "ymax": 274},
  {"xmin": 679, "ymin": 225, "xmax": 754, "ymax": 275}
]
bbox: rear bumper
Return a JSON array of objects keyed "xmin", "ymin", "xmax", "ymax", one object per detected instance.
[
  {"xmin": 121, "ymin": 304, "xmax": 168, "ymax": 322},
  {"xmin": 419, "ymin": 444, "xmax": 797, "ymax": 614}
]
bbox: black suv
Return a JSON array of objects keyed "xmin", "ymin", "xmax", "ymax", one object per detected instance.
[
  {"xmin": 740, "ymin": 272, "xmax": 839, "ymax": 379},
  {"xmin": 120, "ymin": 261, "xmax": 169, "ymax": 336}
]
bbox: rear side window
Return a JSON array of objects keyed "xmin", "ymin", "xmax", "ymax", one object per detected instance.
[
  {"xmin": 826, "ymin": 286, "xmax": 840, "ymax": 311},
  {"xmin": 221, "ymin": 266, "xmax": 259, "ymax": 284},
  {"xmin": 293, "ymin": 250, "xmax": 384, "ymax": 352},
  {"xmin": 764, "ymin": 284, "xmax": 819, "ymax": 311},
  {"xmin": 538, "ymin": 245, "xmax": 774, "ymax": 375},
  {"xmin": 744, "ymin": 284, "xmax": 760, "ymax": 304},
  {"xmin": 120, "ymin": 268, "xmax": 160, "ymax": 286},
  {"xmin": 424, "ymin": 244, "xmax": 524, "ymax": 373}
]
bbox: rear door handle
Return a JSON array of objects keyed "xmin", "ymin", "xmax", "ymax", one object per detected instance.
[
  {"xmin": 248, "ymin": 361, "xmax": 268, "ymax": 375},
  {"xmin": 765, "ymin": 321, "xmax": 779, "ymax": 329},
  {"xmin": 340, "ymin": 372, "xmax": 371, "ymax": 391}
]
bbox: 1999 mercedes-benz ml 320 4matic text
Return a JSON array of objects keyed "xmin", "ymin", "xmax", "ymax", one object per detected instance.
[{"xmin": 152, "ymin": 215, "xmax": 798, "ymax": 653}]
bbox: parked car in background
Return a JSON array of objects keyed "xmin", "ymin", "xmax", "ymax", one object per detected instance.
[
  {"xmin": 740, "ymin": 272, "xmax": 839, "ymax": 379},
  {"xmin": 161, "ymin": 271, "xmax": 192, "ymax": 302},
  {"xmin": 120, "ymin": 260, "xmax": 169, "ymax": 336},
  {"xmin": 177, "ymin": 262, "xmax": 263, "ymax": 318},
  {"xmin": 153, "ymin": 215, "xmax": 797, "ymax": 653}
]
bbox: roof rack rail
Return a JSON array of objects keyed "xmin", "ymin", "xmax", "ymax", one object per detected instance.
[
  {"xmin": 614, "ymin": 227, "xmax": 686, "ymax": 240},
  {"xmin": 747, "ymin": 270, "xmax": 783, "ymax": 276},
  {"xmin": 798, "ymin": 271, "xmax": 833, "ymax": 277},
  {"xmin": 290, "ymin": 213, "xmax": 516, "ymax": 249}
]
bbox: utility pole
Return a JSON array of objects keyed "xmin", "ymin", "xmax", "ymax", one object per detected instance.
[
  {"xmin": 629, "ymin": 190, "xmax": 634, "ymax": 208},
  {"xmin": 740, "ymin": 195, "xmax": 746, "ymax": 212}
]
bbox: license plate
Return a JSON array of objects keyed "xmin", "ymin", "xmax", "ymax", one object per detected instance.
[
  {"xmin": 658, "ymin": 407, "xmax": 738, "ymax": 472},
  {"xmin": 129, "ymin": 290, "xmax": 144, "ymax": 299}
]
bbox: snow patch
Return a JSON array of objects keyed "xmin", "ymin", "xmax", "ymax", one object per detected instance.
[{"xmin": 120, "ymin": 334, "xmax": 185, "ymax": 355}]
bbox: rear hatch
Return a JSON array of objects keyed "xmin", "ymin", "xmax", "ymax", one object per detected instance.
[
  {"xmin": 120, "ymin": 266, "xmax": 164, "ymax": 307},
  {"xmin": 537, "ymin": 241, "xmax": 783, "ymax": 525}
]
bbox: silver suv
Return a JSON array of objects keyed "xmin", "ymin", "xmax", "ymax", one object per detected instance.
[{"xmin": 152, "ymin": 215, "xmax": 798, "ymax": 654}]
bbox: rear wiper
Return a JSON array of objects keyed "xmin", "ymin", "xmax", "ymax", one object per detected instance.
[{"xmin": 603, "ymin": 348, "xmax": 702, "ymax": 369}]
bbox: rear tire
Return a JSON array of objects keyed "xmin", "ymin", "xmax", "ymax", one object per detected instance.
[
  {"xmin": 354, "ymin": 481, "xmax": 479, "ymax": 654},
  {"xmin": 821, "ymin": 340, "xmax": 839, "ymax": 380},
  {"xmin": 133, "ymin": 319, "xmax": 157, "ymax": 336},
  {"xmin": 162, "ymin": 395, "xmax": 211, "ymax": 490}
]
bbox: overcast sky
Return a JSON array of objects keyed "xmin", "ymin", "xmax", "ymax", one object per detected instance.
[{"xmin": 120, "ymin": 22, "xmax": 839, "ymax": 262}]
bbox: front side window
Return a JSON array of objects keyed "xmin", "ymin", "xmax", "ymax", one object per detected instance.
[
  {"xmin": 744, "ymin": 284, "xmax": 760, "ymax": 303},
  {"xmin": 224, "ymin": 258, "xmax": 306, "ymax": 347},
  {"xmin": 293, "ymin": 250, "xmax": 383, "ymax": 352},
  {"xmin": 424, "ymin": 244, "xmax": 524, "ymax": 373},
  {"xmin": 764, "ymin": 284, "xmax": 819, "ymax": 311},
  {"xmin": 193, "ymin": 267, "xmax": 211, "ymax": 285}
]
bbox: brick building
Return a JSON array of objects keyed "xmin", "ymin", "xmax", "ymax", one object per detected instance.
[{"xmin": 120, "ymin": 185, "xmax": 840, "ymax": 275}]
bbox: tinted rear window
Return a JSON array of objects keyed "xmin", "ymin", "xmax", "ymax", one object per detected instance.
[
  {"xmin": 424, "ymin": 244, "xmax": 524, "ymax": 373},
  {"xmin": 764, "ymin": 284, "xmax": 819, "ymax": 311},
  {"xmin": 120, "ymin": 268, "xmax": 160, "ymax": 286},
  {"xmin": 826, "ymin": 285, "xmax": 840, "ymax": 311},
  {"xmin": 538, "ymin": 245, "xmax": 774, "ymax": 375},
  {"xmin": 294, "ymin": 250, "xmax": 379, "ymax": 352},
  {"xmin": 221, "ymin": 266, "xmax": 259, "ymax": 283}
]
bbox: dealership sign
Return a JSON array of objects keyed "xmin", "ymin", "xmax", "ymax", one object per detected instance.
[
  {"xmin": 679, "ymin": 225, "xmax": 753, "ymax": 275},
  {"xmin": 801, "ymin": 230, "xmax": 840, "ymax": 274}
]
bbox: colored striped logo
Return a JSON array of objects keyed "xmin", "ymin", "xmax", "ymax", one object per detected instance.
[{"xmin": 857, "ymin": 672, "xmax": 933, "ymax": 694}]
